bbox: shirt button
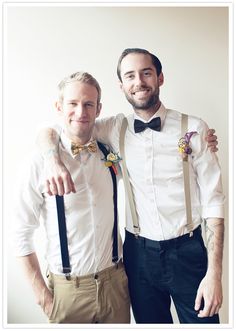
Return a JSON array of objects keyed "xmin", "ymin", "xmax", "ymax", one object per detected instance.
[{"xmin": 94, "ymin": 274, "xmax": 98, "ymax": 279}]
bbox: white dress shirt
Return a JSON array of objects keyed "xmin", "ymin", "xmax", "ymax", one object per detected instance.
[
  {"xmin": 94, "ymin": 104, "xmax": 225, "ymax": 241},
  {"xmin": 13, "ymin": 132, "xmax": 122, "ymax": 276}
]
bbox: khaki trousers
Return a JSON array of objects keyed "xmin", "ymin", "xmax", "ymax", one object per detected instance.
[{"xmin": 47, "ymin": 261, "xmax": 130, "ymax": 323}]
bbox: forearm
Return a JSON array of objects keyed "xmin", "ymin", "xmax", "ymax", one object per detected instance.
[
  {"xmin": 36, "ymin": 127, "xmax": 60, "ymax": 159},
  {"xmin": 205, "ymin": 217, "xmax": 224, "ymax": 279},
  {"xmin": 18, "ymin": 252, "xmax": 50, "ymax": 306}
]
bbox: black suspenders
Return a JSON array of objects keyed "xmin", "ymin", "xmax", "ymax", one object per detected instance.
[
  {"xmin": 97, "ymin": 142, "xmax": 119, "ymax": 263},
  {"xmin": 55, "ymin": 195, "xmax": 71, "ymax": 279},
  {"xmin": 55, "ymin": 142, "xmax": 119, "ymax": 278}
]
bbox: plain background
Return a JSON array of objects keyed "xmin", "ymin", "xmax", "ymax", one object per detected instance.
[{"xmin": 3, "ymin": 3, "xmax": 230, "ymax": 326}]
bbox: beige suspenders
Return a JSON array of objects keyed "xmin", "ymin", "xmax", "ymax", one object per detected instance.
[
  {"xmin": 119, "ymin": 117, "xmax": 140, "ymax": 236},
  {"xmin": 119, "ymin": 114, "xmax": 193, "ymax": 237},
  {"xmin": 181, "ymin": 114, "xmax": 194, "ymax": 235}
]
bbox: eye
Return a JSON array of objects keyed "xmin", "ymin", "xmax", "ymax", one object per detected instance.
[
  {"xmin": 144, "ymin": 71, "xmax": 151, "ymax": 76},
  {"xmin": 68, "ymin": 102, "xmax": 77, "ymax": 106},
  {"xmin": 124, "ymin": 73, "xmax": 135, "ymax": 80},
  {"xmin": 85, "ymin": 103, "xmax": 95, "ymax": 108}
]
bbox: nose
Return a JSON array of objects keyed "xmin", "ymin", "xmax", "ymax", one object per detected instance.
[
  {"xmin": 134, "ymin": 73, "xmax": 145, "ymax": 86},
  {"xmin": 74, "ymin": 104, "xmax": 86, "ymax": 117}
]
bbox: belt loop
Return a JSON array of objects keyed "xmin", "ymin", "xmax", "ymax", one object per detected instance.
[{"xmin": 75, "ymin": 276, "xmax": 80, "ymax": 288}]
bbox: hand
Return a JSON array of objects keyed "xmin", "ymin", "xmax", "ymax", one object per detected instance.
[
  {"xmin": 205, "ymin": 129, "xmax": 218, "ymax": 152},
  {"xmin": 36, "ymin": 287, "xmax": 54, "ymax": 318},
  {"xmin": 194, "ymin": 274, "xmax": 222, "ymax": 318},
  {"xmin": 42, "ymin": 290, "xmax": 54, "ymax": 318},
  {"xmin": 44, "ymin": 158, "xmax": 76, "ymax": 196}
]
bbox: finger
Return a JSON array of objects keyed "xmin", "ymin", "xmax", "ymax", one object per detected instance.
[
  {"xmin": 56, "ymin": 177, "xmax": 65, "ymax": 196},
  {"xmin": 214, "ymin": 305, "xmax": 221, "ymax": 316},
  {"xmin": 207, "ymin": 129, "xmax": 215, "ymax": 136},
  {"xmin": 209, "ymin": 299, "xmax": 222, "ymax": 317},
  {"xmin": 208, "ymin": 303, "xmax": 220, "ymax": 317},
  {"xmin": 197, "ymin": 301, "xmax": 212, "ymax": 318},
  {"xmin": 45, "ymin": 180, "xmax": 53, "ymax": 196},
  {"xmin": 49, "ymin": 178, "xmax": 58, "ymax": 196},
  {"xmin": 63, "ymin": 175, "xmax": 73, "ymax": 194},
  {"xmin": 210, "ymin": 146, "xmax": 218, "ymax": 152},
  {"xmin": 194, "ymin": 291, "xmax": 202, "ymax": 311},
  {"xmin": 206, "ymin": 135, "xmax": 218, "ymax": 143},
  {"xmin": 70, "ymin": 178, "xmax": 76, "ymax": 193}
]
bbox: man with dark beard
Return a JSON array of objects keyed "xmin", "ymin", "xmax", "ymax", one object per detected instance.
[{"xmin": 37, "ymin": 48, "xmax": 224, "ymax": 324}]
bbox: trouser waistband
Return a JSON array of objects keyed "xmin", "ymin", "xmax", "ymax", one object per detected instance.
[
  {"xmin": 125, "ymin": 225, "xmax": 202, "ymax": 250},
  {"xmin": 49, "ymin": 260, "xmax": 124, "ymax": 283}
]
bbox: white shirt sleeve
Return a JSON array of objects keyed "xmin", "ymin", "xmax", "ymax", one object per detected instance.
[
  {"xmin": 190, "ymin": 117, "xmax": 225, "ymax": 219},
  {"xmin": 11, "ymin": 154, "xmax": 44, "ymax": 256},
  {"xmin": 93, "ymin": 113, "xmax": 124, "ymax": 152}
]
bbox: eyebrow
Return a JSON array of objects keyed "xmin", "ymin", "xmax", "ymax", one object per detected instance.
[
  {"xmin": 66, "ymin": 99, "xmax": 95, "ymax": 104},
  {"xmin": 123, "ymin": 67, "xmax": 154, "ymax": 76}
]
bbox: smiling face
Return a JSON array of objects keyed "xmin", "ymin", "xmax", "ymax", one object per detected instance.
[
  {"xmin": 56, "ymin": 81, "xmax": 101, "ymax": 144},
  {"xmin": 119, "ymin": 53, "xmax": 164, "ymax": 119}
]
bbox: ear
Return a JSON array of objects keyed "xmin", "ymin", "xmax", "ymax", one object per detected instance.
[
  {"xmin": 55, "ymin": 101, "xmax": 63, "ymax": 114},
  {"xmin": 96, "ymin": 103, "xmax": 102, "ymax": 118},
  {"xmin": 158, "ymin": 72, "xmax": 164, "ymax": 86},
  {"xmin": 119, "ymin": 80, "xmax": 124, "ymax": 93}
]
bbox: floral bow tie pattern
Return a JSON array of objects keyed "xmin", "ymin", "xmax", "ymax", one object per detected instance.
[{"xmin": 71, "ymin": 140, "xmax": 97, "ymax": 156}]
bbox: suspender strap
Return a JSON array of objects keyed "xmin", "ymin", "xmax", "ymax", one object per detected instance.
[
  {"xmin": 181, "ymin": 114, "xmax": 193, "ymax": 233},
  {"xmin": 97, "ymin": 141, "xmax": 119, "ymax": 263},
  {"xmin": 119, "ymin": 118, "xmax": 140, "ymax": 236},
  {"xmin": 55, "ymin": 195, "xmax": 71, "ymax": 277}
]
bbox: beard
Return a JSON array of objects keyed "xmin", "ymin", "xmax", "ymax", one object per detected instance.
[{"xmin": 124, "ymin": 87, "xmax": 160, "ymax": 110}]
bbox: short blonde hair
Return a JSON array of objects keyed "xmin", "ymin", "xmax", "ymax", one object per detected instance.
[{"xmin": 58, "ymin": 71, "xmax": 101, "ymax": 106}]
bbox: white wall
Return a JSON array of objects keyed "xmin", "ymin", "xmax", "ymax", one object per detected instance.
[{"xmin": 4, "ymin": 4, "xmax": 229, "ymax": 326}]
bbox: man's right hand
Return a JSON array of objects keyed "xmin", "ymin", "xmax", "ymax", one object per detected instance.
[
  {"xmin": 37, "ymin": 287, "xmax": 54, "ymax": 318},
  {"xmin": 44, "ymin": 157, "xmax": 76, "ymax": 196}
]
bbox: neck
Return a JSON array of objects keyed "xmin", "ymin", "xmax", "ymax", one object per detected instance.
[
  {"xmin": 64, "ymin": 130, "xmax": 92, "ymax": 145},
  {"xmin": 134, "ymin": 101, "xmax": 161, "ymax": 121}
]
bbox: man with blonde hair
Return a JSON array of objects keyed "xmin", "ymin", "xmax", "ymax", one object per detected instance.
[{"xmin": 13, "ymin": 71, "xmax": 130, "ymax": 324}]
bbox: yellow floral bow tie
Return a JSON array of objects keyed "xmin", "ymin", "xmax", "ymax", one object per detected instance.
[{"xmin": 71, "ymin": 140, "xmax": 97, "ymax": 156}]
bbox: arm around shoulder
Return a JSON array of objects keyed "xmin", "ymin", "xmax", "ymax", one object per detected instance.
[{"xmin": 36, "ymin": 125, "xmax": 76, "ymax": 196}]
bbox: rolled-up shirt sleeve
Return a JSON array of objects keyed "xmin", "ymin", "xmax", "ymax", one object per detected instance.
[
  {"xmin": 12, "ymin": 155, "xmax": 44, "ymax": 256},
  {"xmin": 191, "ymin": 118, "xmax": 225, "ymax": 219}
]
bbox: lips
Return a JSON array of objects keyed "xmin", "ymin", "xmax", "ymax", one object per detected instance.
[
  {"xmin": 70, "ymin": 119, "xmax": 89, "ymax": 125},
  {"xmin": 132, "ymin": 89, "xmax": 150, "ymax": 97}
]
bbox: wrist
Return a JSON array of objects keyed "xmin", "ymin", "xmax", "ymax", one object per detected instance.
[
  {"xmin": 43, "ymin": 149, "xmax": 60, "ymax": 163},
  {"xmin": 205, "ymin": 267, "xmax": 222, "ymax": 281}
]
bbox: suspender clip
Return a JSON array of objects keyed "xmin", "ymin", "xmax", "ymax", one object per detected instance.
[
  {"xmin": 133, "ymin": 225, "xmax": 140, "ymax": 238},
  {"xmin": 63, "ymin": 267, "xmax": 71, "ymax": 280},
  {"xmin": 112, "ymin": 256, "xmax": 119, "ymax": 263}
]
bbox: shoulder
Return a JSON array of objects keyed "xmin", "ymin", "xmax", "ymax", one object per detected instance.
[
  {"xmin": 166, "ymin": 108, "xmax": 208, "ymax": 133},
  {"xmin": 95, "ymin": 113, "xmax": 125, "ymax": 128},
  {"xmin": 188, "ymin": 115, "xmax": 209, "ymax": 135}
]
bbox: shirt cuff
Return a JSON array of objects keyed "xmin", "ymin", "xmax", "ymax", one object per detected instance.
[{"xmin": 202, "ymin": 205, "xmax": 224, "ymax": 219}]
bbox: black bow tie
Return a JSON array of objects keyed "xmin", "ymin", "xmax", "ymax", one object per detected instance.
[{"xmin": 134, "ymin": 117, "xmax": 161, "ymax": 133}]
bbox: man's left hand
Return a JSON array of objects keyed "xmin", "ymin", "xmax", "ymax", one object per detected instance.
[
  {"xmin": 194, "ymin": 274, "xmax": 222, "ymax": 317},
  {"xmin": 206, "ymin": 129, "xmax": 218, "ymax": 152}
]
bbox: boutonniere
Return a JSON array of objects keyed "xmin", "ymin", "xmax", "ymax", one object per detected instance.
[
  {"xmin": 102, "ymin": 152, "xmax": 122, "ymax": 175},
  {"xmin": 178, "ymin": 131, "xmax": 197, "ymax": 160}
]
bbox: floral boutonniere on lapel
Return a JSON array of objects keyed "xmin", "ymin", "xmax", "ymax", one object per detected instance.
[
  {"xmin": 102, "ymin": 152, "xmax": 122, "ymax": 175},
  {"xmin": 178, "ymin": 131, "xmax": 197, "ymax": 160}
]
